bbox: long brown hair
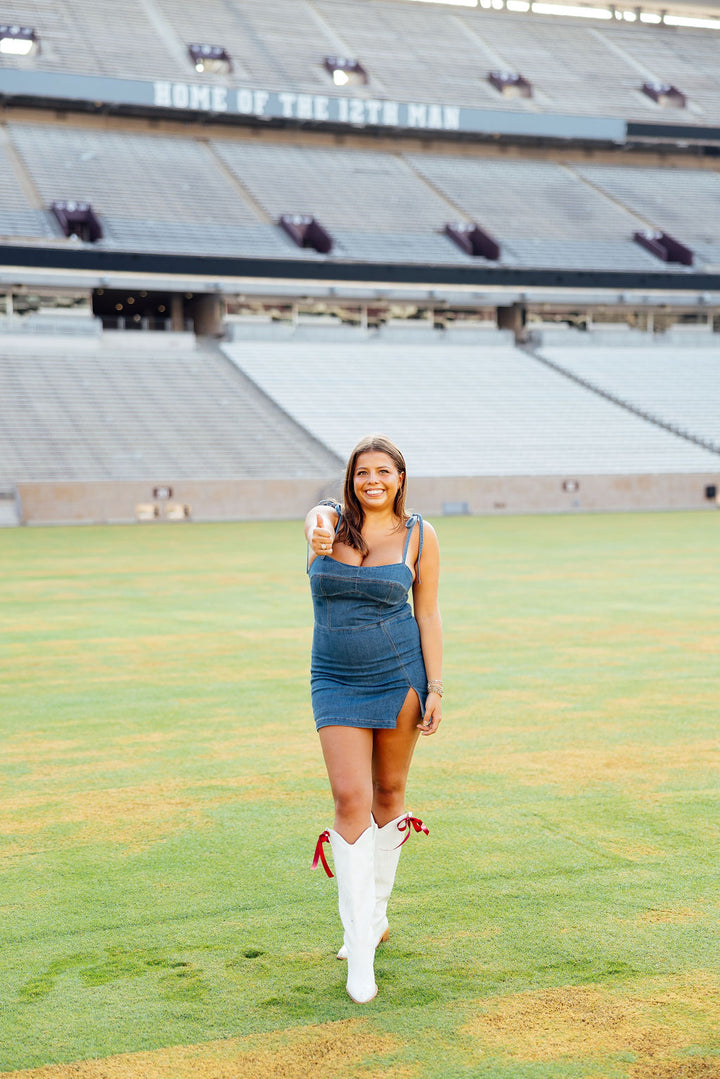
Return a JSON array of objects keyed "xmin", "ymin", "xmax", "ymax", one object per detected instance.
[{"xmin": 336, "ymin": 434, "xmax": 409, "ymax": 555}]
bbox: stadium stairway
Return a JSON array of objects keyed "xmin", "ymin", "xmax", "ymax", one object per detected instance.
[
  {"xmin": 0, "ymin": 487, "xmax": 21, "ymax": 526},
  {"xmin": 221, "ymin": 324, "xmax": 720, "ymax": 478},
  {"xmin": 0, "ymin": 331, "xmax": 342, "ymax": 485},
  {"xmin": 528, "ymin": 330, "xmax": 720, "ymax": 457}
]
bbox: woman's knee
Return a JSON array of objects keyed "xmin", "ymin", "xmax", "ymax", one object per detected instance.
[
  {"xmin": 372, "ymin": 776, "xmax": 406, "ymax": 809},
  {"xmin": 333, "ymin": 786, "xmax": 372, "ymax": 820}
]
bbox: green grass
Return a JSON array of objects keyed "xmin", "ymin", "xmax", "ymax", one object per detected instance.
[{"xmin": 1, "ymin": 513, "xmax": 719, "ymax": 1078}]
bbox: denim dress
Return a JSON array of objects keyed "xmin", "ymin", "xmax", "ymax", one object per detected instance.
[{"xmin": 308, "ymin": 512, "xmax": 428, "ymax": 730}]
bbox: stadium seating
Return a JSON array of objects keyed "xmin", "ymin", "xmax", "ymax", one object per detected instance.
[
  {"xmin": 1, "ymin": 0, "xmax": 720, "ymax": 122},
  {"xmin": 2, "ymin": 122, "xmax": 718, "ymax": 271},
  {"xmin": 0, "ymin": 335, "xmax": 341, "ymax": 483},
  {"xmin": 221, "ymin": 329, "xmax": 720, "ymax": 477},
  {"xmin": 607, "ymin": 23, "xmax": 720, "ymax": 118},
  {"xmin": 536, "ymin": 333, "xmax": 720, "ymax": 452},
  {"xmin": 211, "ymin": 140, "xmax": 472, "ymax": 264},
  {"xmin": 404, "ymin": 154, "xmax": 667, "ymax": 271},
  {"xmin": 0, "ymin": 137, "xmax": 55, "ymax": 241},
  {"xmin": 0, "ymin": 0, "xmax": 185, "ymax": 81},
  {"xmin": 3, "ymin": 321, "xmax": 716, "ymax": 488},
  {"xmin": 0, "ymin": 0, "xmax": 719, "ymax": 516},
  {"xmin": 5, "ymin": 122, "xmax": 303, "ymax": 257},
  {"xmin": 574, "ymin": 165, "xmax": 720, "ymax": 266}
]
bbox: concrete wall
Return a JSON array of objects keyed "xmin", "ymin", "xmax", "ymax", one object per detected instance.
[
  {"xmin": 16, "ymin": 471, "xmax": 719, "ymax": 525},
  {"xmin": 410, "ymin": 472, "xmax": 719, "ymax": 515},
  {"xmin": 15, "ymin": 478, "xmax": 341, "ymax": 525}
]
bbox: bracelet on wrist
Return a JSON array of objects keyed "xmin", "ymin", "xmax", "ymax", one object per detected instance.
[{"xmin": 427, "ymin": 679, "xmax": 443, "ymax": 697}]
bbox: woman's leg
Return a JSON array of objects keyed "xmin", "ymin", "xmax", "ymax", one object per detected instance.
[
  {"xmin": 371, "ymin": 689, "xmax": 422, "ymax": 826},
  {"xmin": 318, "ymin": 725, "xmax": 378, "ymax": 1002},
  {"xmin": 319, "ymin": 725, "xmax": 374, "ymax": 842},
  {"xmin": 346, "ymin": 690, "xmax": 423, "ymax": 953}
]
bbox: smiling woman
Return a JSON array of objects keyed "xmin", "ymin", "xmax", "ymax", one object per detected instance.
[{"xmin": 303, "ymin": 434, "xmax": 443, "ymax": 1004}]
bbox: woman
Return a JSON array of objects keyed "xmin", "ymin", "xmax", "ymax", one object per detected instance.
[{"xmin": 305, "ymin": 434, "xmax": 443, "ymax": 1003}]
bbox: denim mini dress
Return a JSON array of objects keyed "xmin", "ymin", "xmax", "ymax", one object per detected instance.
[{"xmin": 308, "ymin": 511, "xmax": 428, "ymax": 730}]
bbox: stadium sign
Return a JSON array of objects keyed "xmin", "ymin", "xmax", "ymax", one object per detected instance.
[
  {"xmin": 0, "ymin": 68, "xmax": 626, "ymax": 143},
  {"xmin": 157, "ymin": 82, "xmax": 463, "ymax": 132}
]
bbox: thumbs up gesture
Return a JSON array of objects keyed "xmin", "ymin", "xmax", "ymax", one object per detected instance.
[{"xmin": 311, "ymin": 512, "xmax": 334, "ymax": 558}]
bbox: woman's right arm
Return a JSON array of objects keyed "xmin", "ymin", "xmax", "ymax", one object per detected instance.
[{"xmin": 304, "ymin": 503, "xmax": 339, "ymax": 565}]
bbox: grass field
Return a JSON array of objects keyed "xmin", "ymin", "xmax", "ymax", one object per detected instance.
[{"xmin": 1, "ymin": 511, "xmax": 719, "ymax": 1079}]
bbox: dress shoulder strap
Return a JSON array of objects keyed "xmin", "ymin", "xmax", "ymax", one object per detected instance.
[
  {"xmin": 319, "ymin": 498, "xmax": 343, "ymax": 534},
  {"xmin": 403, "ymin": 514, "xmax": 424, "ymax": 583},
  {"xmin": 307, "ymin": 500, "xmax": 342, "ymax": 572}
]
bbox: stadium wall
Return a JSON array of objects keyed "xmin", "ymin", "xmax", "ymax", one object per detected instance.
[{"xmin": 15, "ymin": 472, "xmax": 719, "ymax": 525}]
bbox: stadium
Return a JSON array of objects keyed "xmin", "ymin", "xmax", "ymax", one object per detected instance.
[
  {"xmin": 0, "ymin": 0, "xmax": 719, "ymax": 523},
  {"xmin": 1, "ymin": 1, "xmax": 720, "ymax": 1077}
]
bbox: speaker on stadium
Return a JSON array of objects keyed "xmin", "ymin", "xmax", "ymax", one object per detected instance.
[{"xmin": 704, "ymin": 485, "xmax": 717, "ymax": 500}]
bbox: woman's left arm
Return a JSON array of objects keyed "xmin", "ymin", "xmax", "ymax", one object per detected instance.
[{"xmin": 412, "ymin": 522, "xmax": 443, "ymax": 737}]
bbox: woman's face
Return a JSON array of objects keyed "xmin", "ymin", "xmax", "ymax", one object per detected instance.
[{"xmin": 353, "ymin": 451, "xmax": 404, "ymax": 514}]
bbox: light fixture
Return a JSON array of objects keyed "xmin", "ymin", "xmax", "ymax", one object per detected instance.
[
  {"xmin": 634, "ymin": 230, "xmax": 693, "ymax": 266},
  {"xmin": 50, "ymin": 200, "xmax": 103, "ymax": 243},
  {"xmin": 531, "ymin": 3, "xmax": 613, "ymax": 18},
  {"xmin": 664, "ymin": 11, "xmax": 720, "ymax": 25},
  {"xmin": 489, "ymin": 69, "xmax": 533, "ymax": 97},
  {"xmin": 399, "ymin": 0, "xmax": 720, "ymax": 27},
  {"xmin": 445, "ymin": 222, "xmax": 501, "ymax": 260},
  {"xmin": 404, "ymin": 0, "xmax": 478, "ymax": 6},
  {"xmin": 323, "ymin": 56, "xmax": 368, "ymax": 86},
  {"xmin": 187, "ymin": 44, "xmax": 232, "ymax": 75},
  {"xmin": 279, "ymin": 214, "xmax": 333, "ymax": 254},
  {"xmin": 0, "ymin": 25, "xmax": 38, "ymax": 55},
  {"xmin": 641, "ymin": 80, "xmax": 687, "ymax": 108}
]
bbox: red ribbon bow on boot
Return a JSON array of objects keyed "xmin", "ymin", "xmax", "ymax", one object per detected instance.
[
  {"xmin": 311, "ymin": 829, "xmax": 334, "ymax": 877},
  {"xmin": 395, "ymin": 814, "xmax": 429, "ymax": 848}
]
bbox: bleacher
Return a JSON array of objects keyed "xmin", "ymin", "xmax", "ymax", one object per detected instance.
[
  {"xmin": 0, "ymin": 335, "xmax": 341, "ymax": 483},
  {"xmin": 608, "ymin": 22, "xmax": 720, "ymax": 116},
  {"xmin": 221, "ymin": 328, "xmax": 720, "ymax": 477},
  {"xmin": 0, "ymin": 0, "xmax": 185, "ymax": 81},
  {"xmin": 404, "ymin": 154, "xmax": 666, "ymax": 272},
  {"xmin": 1, "ymin": 123, "xmax": 718, "ymax": 271},
  {"xmin": 0, "ymin": 0, "xmax": 718, "ymax": 523},
  {"xmin": 536, "ymin": 333, "xmax": 720, "ymax": 452},
  {"xmin": 2, "ymin": 319, "xmax": 716, "ymax": 489},
  {"xmin": 211, "ymin": 141, "xmax": 473, "ymax": 265},
  {"xmin": 2, "ymin": 0, "xmax": 720, "ymax": 122},
  {"xmin": 5, "ymin": 122, "xmax": 297, "ymax": 258},
  {"xmin": 574, "ymin": 164, "xmax": 720, "ymax": 267},
  {"xmin": 0, "ymin": 134, "xmax": 54, "ymax": 240}
]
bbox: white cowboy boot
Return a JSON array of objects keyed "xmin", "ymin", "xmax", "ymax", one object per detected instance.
[
  {"xmin": 327, "ymin": 824, "xmax": 378, "ymax": 1003},
  {"xmin": 337, "ymin": 812, "xmax": 428, "ymax": 960}
]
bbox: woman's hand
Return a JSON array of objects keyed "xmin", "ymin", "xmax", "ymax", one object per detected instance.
[
  {"xmin": 310, "ymin": 513, "xmax": 334, "ymax": 558},
  {"xmin": 417, "ymin": 691, "xmax": 442, "ymax": 736}
]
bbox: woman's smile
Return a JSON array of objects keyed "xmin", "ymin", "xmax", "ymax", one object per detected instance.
[{"xmin": 353, "ymin": 451, "xmax": 403, "ymax": 511}]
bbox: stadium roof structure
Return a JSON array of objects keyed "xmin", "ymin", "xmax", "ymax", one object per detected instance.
[{"xmin": 404, "ymin": 0, "xmax": 720, "ymax": 21}]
